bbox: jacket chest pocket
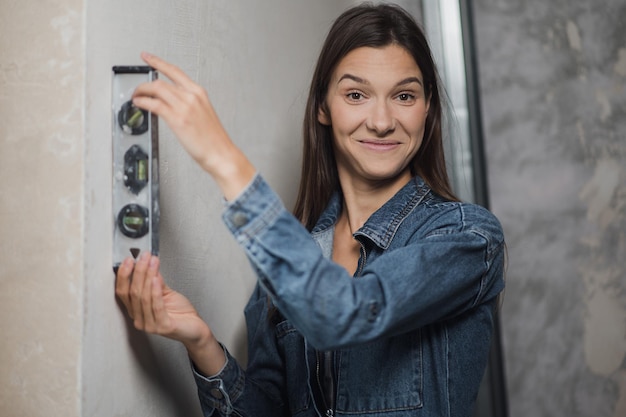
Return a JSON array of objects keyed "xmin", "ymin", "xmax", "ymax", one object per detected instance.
[{"xmin": 336, "ymin": 330, "xmax": 423, "ymax": 413}]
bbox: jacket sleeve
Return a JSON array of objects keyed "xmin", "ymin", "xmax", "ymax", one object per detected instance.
[
  {"xmin": 191, "ymin": 284, "xmax": 290, "ymax": 417},
  {"xmin": 222, "ymin": 174, "xmax": 505, "ymax": 351}
]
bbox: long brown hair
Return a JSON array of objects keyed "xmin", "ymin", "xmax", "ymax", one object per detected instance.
[{"xmin": 293, "ymin": 3, "xmax": 458, "ymax": 230}]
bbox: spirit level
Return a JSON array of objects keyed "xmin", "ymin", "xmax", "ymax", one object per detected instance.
[{"xmin": 112, "ymin": 66, "xmax": 159, "ymax": 272}]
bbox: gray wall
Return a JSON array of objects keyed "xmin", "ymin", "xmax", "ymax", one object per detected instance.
[
  {"xmin": 473, "ymin": 1, "xmax": 626, "ymax": 416},
  {"xmin": 83, "ymin": 2, "xmax": 356, "ymax": 417}
]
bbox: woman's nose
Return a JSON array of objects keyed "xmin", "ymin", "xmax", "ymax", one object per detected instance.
[{"xmin": 366, "ymin": 99, "xmax": 395, "ymax": 135}]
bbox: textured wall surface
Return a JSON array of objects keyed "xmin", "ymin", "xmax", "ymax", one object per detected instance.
[
  {"xmin": 83, "ymin": 1, "xmax": 354, "ymax": 416},
  {"xmin": 0, "ymin": 1, "xmax": 84, "ymax": 417},
  {"xmin": 473, "ymin": 1, "xmax": 626, "ymax": 416}
]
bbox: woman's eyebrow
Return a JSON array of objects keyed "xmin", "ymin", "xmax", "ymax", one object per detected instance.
[
  {"xmin": 396, "ymin": 76, "xmax": 423, "ymax": 87},
  {"xmin": 337, "ymin": 74, "xmax": 423, "ymax": 87},
  {"xmin": 338, "ymin": 73, "xmax": 368, "ymax": 85}
]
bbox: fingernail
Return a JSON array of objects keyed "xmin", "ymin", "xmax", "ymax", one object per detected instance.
[
  {"xmin": 149, "ymin": 256, "xmax": 158, "ymax": 268},
  {"xmin": 140, "ymin": 252, "xmax": 149, "ymax": 261}
]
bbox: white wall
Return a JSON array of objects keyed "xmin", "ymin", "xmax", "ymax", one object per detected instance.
[{"xmin": 83, "ymin": 1, "xmax": 354, "ymax": 416}]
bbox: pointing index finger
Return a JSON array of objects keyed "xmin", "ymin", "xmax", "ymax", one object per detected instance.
[{"xmin": 141, "ymin": 52, "xmax": 196, "ymax": 90}]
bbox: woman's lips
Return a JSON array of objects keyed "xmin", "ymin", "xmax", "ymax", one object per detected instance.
[{"xmin": 357, "ymin": 139, "xmax": 401, "ymax": 151}]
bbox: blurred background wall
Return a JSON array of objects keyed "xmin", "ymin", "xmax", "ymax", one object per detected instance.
[{"xmin": 473, "ymin": 1, "xmax": 626, "ymax": 416}]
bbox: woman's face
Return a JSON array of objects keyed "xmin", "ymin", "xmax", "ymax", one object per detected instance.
[{"xmin": 319, "ymin": 44, "xmax": 430, "ymax": 187}]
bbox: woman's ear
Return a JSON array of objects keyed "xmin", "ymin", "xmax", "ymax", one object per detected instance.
[{"xmin": 317, "ymin": 105, "xmax": 331, "ymax": 126}]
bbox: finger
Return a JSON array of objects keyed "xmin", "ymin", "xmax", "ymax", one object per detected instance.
[
  {"xmin": 141, "ymin": 52, "xmax": 198, "ymax": 91},
  {"xmin": 141, "ymin": 256, "xmax": 161, "ymax": 332},
  {"xmin": 132, "ymin": 78, "xmax": 182, "ymax": 106},
  {"xmin": 132, "ymin": 79, "xmax": 207, "ymax": 134},
  {"xmin": 131, "ymin": 79, "xmax": 181, "ymax": 118},
  {"xmin": 130, "ymin": 252, "xmax": 151, "ymax": 328},
  {"xmin": 150, "ymin": 272, "xmax": 170, "ymax": 334},
  {"xmin": 115, "ymin": 257, "xmax": 136, "ymax": 316}
]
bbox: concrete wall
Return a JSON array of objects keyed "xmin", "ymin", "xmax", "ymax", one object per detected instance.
[
  {"xmin": 473, "ymin": 1, "xmax": 626, "ymax": 416},
  {"xmin": 0, "ymin": 1, "xmax": 84, "ymax": 416}
]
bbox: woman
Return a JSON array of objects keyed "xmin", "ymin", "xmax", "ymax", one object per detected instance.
[{"xmin": 116, "ymin": 4, "xmax": 505, "ymax": 417}]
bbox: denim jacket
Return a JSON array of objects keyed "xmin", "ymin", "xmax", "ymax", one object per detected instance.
[{"xmin": 192, "ymin": 174, "xmax": 505, "ymax": 417}]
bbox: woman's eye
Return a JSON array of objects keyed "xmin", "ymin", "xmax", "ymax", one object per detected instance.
[
  {"xmin": 397, "ymin": 93, "xmax": 415, "ymax": 101},
  {"xmin": 347, "ymin": 92, "xmax": 363, "ymax": 101}
]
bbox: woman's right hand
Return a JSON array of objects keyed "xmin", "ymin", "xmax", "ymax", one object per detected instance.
[
  {"xmin": 132, "ymin": 52, "xmax": 256, "ymax": 201},
  {"xmin": 115, "ymin": 252, "xmax": 226, "ymax": 375}
]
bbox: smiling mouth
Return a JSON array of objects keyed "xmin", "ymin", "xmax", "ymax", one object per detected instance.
[{"xmin": 357, "ymin": 139, "xmax": 402, "ymax": 151}]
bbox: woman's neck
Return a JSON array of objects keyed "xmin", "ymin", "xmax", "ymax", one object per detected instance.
[{"xmin": 337, "ymin": 170, "xmax": 412, "ymax": 234}]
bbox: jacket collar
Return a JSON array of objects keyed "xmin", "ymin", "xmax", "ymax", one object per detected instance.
[{"xmin": 311, "ymin": 176, "xmax": 432, "ymax": 250}]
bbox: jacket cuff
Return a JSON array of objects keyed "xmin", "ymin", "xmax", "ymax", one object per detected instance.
[
  {"xmin": 222, "ymin": 174, "xmax": 284, "ymax": 242},
  {"xmin": 191, "ymin": 345, "xmax": 244, "ymax": 415}
]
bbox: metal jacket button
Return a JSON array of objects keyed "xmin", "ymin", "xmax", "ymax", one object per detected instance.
[
  {"xmin": 367, "ymin": 301, "xmax": 379, "ymax": 322},
  {"xmin": 210, "ymin": 388, "xmax": 224, "ymax": 399},
  {"xmin": 232, "ymin": 212, "xmax": 249, "ymax": 227}
]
